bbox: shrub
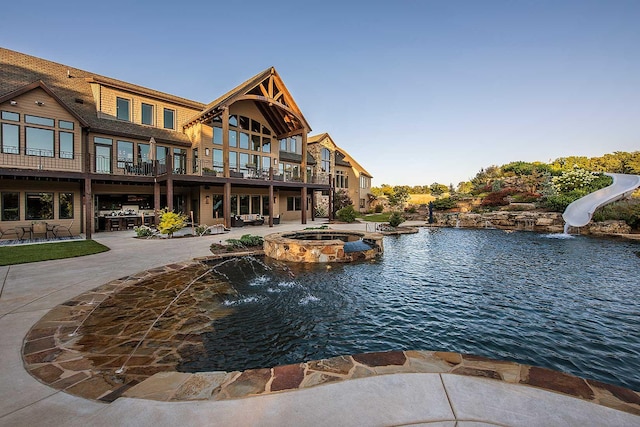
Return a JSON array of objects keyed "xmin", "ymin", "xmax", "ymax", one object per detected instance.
[
  {"xmin": 133, "ymin": 225, "xmax": 155, "ymax": 238},
  {"xmin": 593, "ymin": 201, "xmax": 640, "ymax": 228},
  {"xmin": 405, "ymin": 205, "xmax": 417, "ymax": 214},
  {"xmin": 334, "ymin": 190, "xmax": 353, "ymax": 212},
  {"xmin": 431, "ymin": 197, "xmax": 457, "ymax": 210},
  {"xmin": 481, "ymin": 188, "xmax": 518, "ymax": 207},
  {"xmin": 511, "ymin": 192, "xmax": 542, "ymax": 203},
  {"xmin": 226, "ymin": 234, "xmax": 264, "ymax": 248},
  {"xmin": 336, "ymin": 205, "xmax": 357, "ymax": 223},
  {"xmin": 388, "ymin": 211, "xmax": 405, "ymax": 227},
  {"xmin": 374, "ymin": 204, "xmax": 384, "ymax": 213},
  {"xmin": 157, "ymin": 208, "xmax": 187, "ymax": 237}
]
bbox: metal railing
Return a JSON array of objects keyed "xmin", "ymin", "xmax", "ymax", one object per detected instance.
[{"xmin": 0, "ymin": 148, "xmax": 83, "ymax": 172}]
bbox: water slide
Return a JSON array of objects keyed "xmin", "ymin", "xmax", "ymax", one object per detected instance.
[{"xmin": 562, "ymin": 173, "xmax": 640, "ymax": 227}]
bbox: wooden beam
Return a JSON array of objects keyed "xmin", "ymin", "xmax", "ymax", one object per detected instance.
[
  {"xmin": 222, "ymin": 107, "xmax": 230, "ymax": 178},
  {"xmin": 268, "ymin": 76, "xmax": 274, "ymax": 98},
  {"xmin": 84, "ymin": 177, "xmax": 93, "ymax": 239},
  {"xmin": 224, "ymin": 182, "xmax": 231, "ymax": 229},
  {"xmin": 259, "ymin": 83, "xmax": 269, "ymax": 98}
]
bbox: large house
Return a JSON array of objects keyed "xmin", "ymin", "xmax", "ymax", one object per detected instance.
[{"xmin": 0, "ymin": 48, "xmax": 372, "ymax": 239}]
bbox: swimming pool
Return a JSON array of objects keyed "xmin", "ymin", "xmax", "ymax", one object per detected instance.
[{"xmin": 174, "ymin": 228, "xmax": 640, "ymax": 391}]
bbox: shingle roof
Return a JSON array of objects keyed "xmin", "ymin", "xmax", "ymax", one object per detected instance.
[
  {"xmin": 335, "ymin": 151, "xmax": 352, "ymax": 167},
  {"xmin": 0, "ymin": 48, "xmax": 201, "ymax": 145}
]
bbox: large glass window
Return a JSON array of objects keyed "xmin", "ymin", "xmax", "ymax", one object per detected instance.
[
  {"xmin": 26, "ymin": 192, "xmax": 54, "ymax": 220},
  {"xmin": 156, "ymin": 146, "xmax": 168, "ymax": 165},
  {"xmin": 141, "ymin": 103, "xmax": 154, "ymax": 125},
  {"xmin": 59, "ymin": 193, "xmax": 74, "ymax": 219},
  {"xmin": 1, "ymin": 123, "xmax": 19, "ymax": 154},
  {"xmin": 239, "ymin": 132, "xmax": 249, "ymax": 149},
  {"xmin": 262, "ymin": 195, "xmax": 270, "ymax": 216},
  {"xmin": 59, "ymin": 132, "xmax": 74, "ymax": 159},
  {"xmin": 251, "ymin": 119, "xmax": 261, "ymax": 133},
  {"xmin": 251, "ymin": 135, "xmax": 261, "ymax": 151},
  {"xmin": 212, "ymin": 195, "xmax": 224, "ymax": 219},
  {"xmin": 1, "ymin": 192, "xmax": 19, "ymax": 221},
  {"xmin": 251, "ymin": 196, "xmax": 261, "ymax": 214},
  {"xmin": 239, "ymin": 116, "xmax": 250, "ymax": 130},
  {"xmin": 228, "ymin": 115, "xmax": 238, "ymax": 127},
  {"xmin": 239, "ymin": 152, "xmax": 250, "ymax": 174},
  {"xmin": 213, "ymin": 149, "xmax": 223, "ymax": 172},
  {"xmin": 287, "ymin": 196, "xmax": 302, "ymax": 211},
  {"xmin": 173, "ymin": 148, "xmax": 186, "ymax": 173},
  {"xmin": 26, "ymin": 127, "xmax": 54, "ymax": 156},
  {"xmin": 262, "ymin": 137, "xmax": 271, "ymax": 153},
  {"xmin": 213, "ymin": 127, "xmax": 223, "ymax": 145},
  {"xmin": 117, "ymin": 140, "xmax": 134, "ymax": 168},
  {"xmin": 229, "ymin": 130, "xmax": 237, "ymax": 147},
  {"xmin": 25, "ymin": 115, "xmax": 54, "ymax": 127},
  {"xmin": 116, "ymin": 97, "xmax": 130, "ymax": 121},
  {"xmin": 280, "ymin": 138, "xmax": 287, "ymax": 151},
  {"xmin": 138, "ymin": 143, "xmax": 150, "ymax": 163},
  {"xmin": 163, "ymin": 108, "xmax": 175, "ymax": 129},
  {"xmin": 336, "ymin": 170, "xmax": 348, "ymax": 188},
  {"xmin": 229, "ymin": 151, "xmax": 237, "ymax": 171},
  {"xmin": 230, "ymin": 195, "xmax": 238, "ymax": 215}
]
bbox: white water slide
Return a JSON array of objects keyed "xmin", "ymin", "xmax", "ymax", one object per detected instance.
[{"xmin": 562, "ymin": 173, "xmax": 640, "ymax": 227}]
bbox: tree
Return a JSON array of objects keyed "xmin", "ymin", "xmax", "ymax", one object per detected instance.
[
  {"xmin": 388, "ymin": 186, "xmax": 409, "ymax": 207},
  {"xmin": 429, "ymin": 183, "xmax": 449, "ymax": 196},
  {"xmin": 333, "ymin": 189, "xmax": 353, "ymax": 213},
  {"xmin": 457, "ymin": 181, "xmax": 473, "ymax": 194}
]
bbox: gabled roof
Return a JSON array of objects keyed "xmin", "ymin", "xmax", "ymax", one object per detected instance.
[
  {"xmin": 309, "ymin": 132, "xmax": 372, "ymax": 178},
  {"xmin": 308, "ymin": 133, "xmax": 338, "ymax": 150},
  {"xmin": 0, "ymin": 80, "xmax": 89, "ymax": 127},
  {"xmin": 0, "ymin": 48, "xmax": 194, "ymax": 145},
  {"xmin": 337, "ymin": 146, "xmax": 372, "ymax": 177},
  {"xmin": 186, "ymin": 67, "xmax": 311, "ymax": 136}
]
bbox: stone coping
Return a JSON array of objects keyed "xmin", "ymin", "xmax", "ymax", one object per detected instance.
[{"xmin": 22, "ymin": 261, "xmax": 640, "ymax": 416}]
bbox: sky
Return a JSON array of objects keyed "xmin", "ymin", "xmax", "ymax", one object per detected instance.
[{"xmin": 2, "ymin": 0, "xmax": 639, "ymax": 187}]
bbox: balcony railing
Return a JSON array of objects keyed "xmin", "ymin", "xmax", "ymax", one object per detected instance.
[
  {"xmin": 1, "ymin": 150, "xmax": 331, "ymax": 186},
  {"xmin": 0, "ymin": 148, "xmax": 83, "ymax": 172}
]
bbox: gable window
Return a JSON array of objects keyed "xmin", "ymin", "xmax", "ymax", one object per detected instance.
[
  {"xmin": 116, "ymin": 98, "xmax": 130, "ymax": 121},
  {"xmin": 1, "ymin": 123, "xmax": 19, "ymax": 154},
  {"xmin": 1, "ymin": 111, "xmax": 19, "ymax": 121},
  {"xmin": 25, "ymin": 115, "xmax": 54, "ymax": 127},
  {"xmin": 163, "ymin": 108, "xmax": 175, "ymax": 129},
  {"xmin": 141, "ymin": 103, "xmax": 154, "ymax": 125},
  {"xmin": 26, "ymin": 127, "xmax": 54, "ymax": 157},
  {"xmin": 59, "ymin": 132, "xmax": 74, "ymax": 159},
  {"xmin": 59, "ymin": 120, "xmax": 74, "ymax": 130}
]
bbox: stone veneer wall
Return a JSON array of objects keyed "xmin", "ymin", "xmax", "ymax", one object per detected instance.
[
  {"xmin": 433, "ymin": 211, "xmax": 632, "ymax": 235},
  {"xmin": 263, "ymin": 230, "xmax": 383, "ymax": 263}
]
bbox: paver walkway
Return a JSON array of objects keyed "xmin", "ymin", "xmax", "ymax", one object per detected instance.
[{"xmin": 1, "ymin": 221, "xmax": 638, "ymax": 426}]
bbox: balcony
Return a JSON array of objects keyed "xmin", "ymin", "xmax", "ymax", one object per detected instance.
[{"xmin": 0, "ymin": 148, "xmax": 83, "ymax": 173}]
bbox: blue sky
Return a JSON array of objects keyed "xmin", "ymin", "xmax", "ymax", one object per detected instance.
[{"xmin": 2, "ymin": 0, "xmax": 639, "ymax": 186}]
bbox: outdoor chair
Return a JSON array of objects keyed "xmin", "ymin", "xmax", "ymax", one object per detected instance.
[
  {"xmin": 54, "ymin": 220, "xmax": 74, "ymax": 237},
  {"xmin": 0, "ymin": 226, "xmax": 19, "ymax": 240},
  {"xmin": 32, "ymin": 222, "xmax": 48, "ymax": 239},
  {"xmin": 109, "ymin": 218, "xmax": 121, "ymax": 231}
]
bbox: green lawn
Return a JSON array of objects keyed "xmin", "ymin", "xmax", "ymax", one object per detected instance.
[
  {"xmin": 360, "ymin": 212, "xmax": 392, "ymax": 222},
  {"xmin": 0, "ymin": 240, "xmax": 110, "ymax": 266}
]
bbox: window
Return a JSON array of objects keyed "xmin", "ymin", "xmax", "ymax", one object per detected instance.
[
  {"xmin": 59, "ymin": 120, "xmax": 74, "ymax": 130},
  {"xmin": 117, "ymin": 140, "xmax": 134, "ymax": 168},
  {"xmin": 290, "ymin": 137, "xmax": 297, "ymax": 153},
  {"xmin": 1, "ymin": 111, "xmax": 19, "ymax": 121},
  {"xmin": 239, "ymin": 116, "xmax": 250, "ymax": 130},
  {"xmin": 26, "ymin": 192, "xmax": 54, "ymax": 220},
  {"xmin": 213, "ymin": 149, "xmax": 223, "ymax": 172},
  {"xmin": 229, "ymin": 129, "xmax": 237, "ymax": 147},
  {"xmin": 138, "ymin": 143, "xmax": 150, "ymax": 163},
  {"xmin": 228, "ymin": 115, "xmax": 238, "ymax": 127},
  {"xmin": 336, "ymin": 170, "xmax": 348, "ymax": 188},
  {"xmin": 229, "ymin": 151, "xmax": 237, "ymax": 171},
  {"xmin": 116, "ymin": 98, "xmax": 130, "ymax": 121},
  {"xmin": 287, "ymin": 196, "xmax": 302, "ymax": 211},
  {"xmin": 251, "ymin": 195, "xmax": 261, "ymax": 214},
  {"xmin": 251, "ymin": 119, "xmax": 261, "ymax": 133},
  {"xmin": 239, "ymin": 132, "xmax": 249, "ymax": 149},
  {"xmin": 173, "ymin": 148, "xmax": 186, "ymax": 173},
  {"xmin": 212, "ymin": 194, "xmax": 224, "ymax": 219},
  {"xmin": 360, "ymin": 198, "xmax": 365, "ymax": 209},
  {"xmin": 1, "ymin": 123, "xmax": 19, "ymax": 154},
  {"xmin": 360, "ymin": 175, "xmax": 370, "ymax": 189},
  {"xmin": 94, "ymin": 137, "xmax": 113, "ymax": 174},
  {"xmin": 239, "ymin": 195, "xmax": 250, "ymax": 215},
  {"xmin": 156, "ymin": 146, "xmax": 168, "ymax": 164},
  {"xmin": 251, "ymin": 135, "xmax": 261, "ymax": 152},
  {"xmin": 213, "ymin": 127, "xmax": 223, "ymax": 145},
  {"xmin": 262, "ymin": 137, "xmax": 271, "ymax": 153},
  {"xmin": 321, "ymin": 148, "xmax": 331, "ymax": 174},
  {"xmin": 26, "ymin": 127, "xmax": 54, "ymax": 156},
  {"xmin": 262, "ymin": 195, "xmax": 270, "ymax": 216},
  {"xmin": 280, "ymin": 138, "xmax": 287, "ymax": 151},
  {"xmin": 141, "ymin": 103, "xmax": 154, "ymax": 125},
  {"xmin": 163, "ymin": 108, "xmax": 175, "ymax": 129},
  {"xmin": 59, "ymin": 193, "xmax": 74, "ymax": 219},
  {"xmin": 59, "ymin": 132, "xmax": 74, "ymax": 159},
  {"xmin": 239, "ymin": 152, "xmax": 250, "ymax": 174},
  {"xmin": 25, "ymin": 115, "xmax": 54, "ymax": 127},
  {"xmin": 1, "ymin": 192, "xmax": 19, "ymax": 221}
]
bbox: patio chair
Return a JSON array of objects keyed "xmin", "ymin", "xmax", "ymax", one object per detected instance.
[
  {"xmin": 0, "ymin": 226, "xmax": 19, "ymax": 240},
  {"xmin": 32, "ymin": 222, "xmax": 48, "ymax": 239},
  {"xmin": 54, "ymin": 220, "xmax": 74, "ymax": 237}
]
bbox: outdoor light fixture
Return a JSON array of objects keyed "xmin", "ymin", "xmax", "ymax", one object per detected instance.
[
  {"xmin": 35, "ymin": 101, "xmax": 44, "ymax": 106},
  {"xmin": 205, "ymin": 148, "xmax": 210, "ymax": 156},
  {"xmin": 10, "ymin": 100, "xmax": 17, "ymax": 105},
  {"xmin": 205, "ymin": 195, "xmax": 210, "ymax": 204}
]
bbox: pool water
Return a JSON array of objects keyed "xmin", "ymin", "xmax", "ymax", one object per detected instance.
[{"xmin": 177, "ymin": 228, "xmax": 640, "ymax": 391}]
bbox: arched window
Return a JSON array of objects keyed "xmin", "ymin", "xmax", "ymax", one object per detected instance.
[{"xmin": 321, "ymin": 148, "xmax": 331, "ymax": 174}]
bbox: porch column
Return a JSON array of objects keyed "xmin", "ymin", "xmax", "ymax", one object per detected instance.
[
  {"xmin": 84, "ymin": 177, "xmax": 92, "ymax": 239},
  {"xmin": 301, "ymin": 186, "xmax": 307, "ymax": 225},
  {"xmin": 301, "ymin": 132, "xmax": 307, "ymax": 183},
  {"xmin": 154, "ymin": 180, "xmax": 161, "ymax": 225},
  {"xmin": 222, "ymin": 107, "xmax": 230, "ymax": 177},
  {"xmin": 166, "ymin": 177, "xmax": 174, "ymax": 211},
  {"xmin": 269, "ymin": 184, "xmax": 274, "ymax": 227},
  {"xmin": 223, "ymin": 182, "xmax": 231, "ymax": 228},
  {"xmin": 328, "ymin": 183, "xmax": 334, "ymax": 221},
  {"xmin": 310, "ymin": 189, "xmax": 316, "ymax": 222}
]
